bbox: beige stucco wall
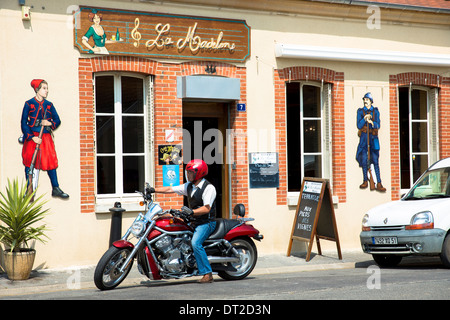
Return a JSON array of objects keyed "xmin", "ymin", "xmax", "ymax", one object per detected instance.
[
  {"xmin": 1, "ymin": 1, "xmax": 449, "ymax": 268},
  {"xmin": 244, "ymin": 6, "xmax": 450, "ymax": 254}
]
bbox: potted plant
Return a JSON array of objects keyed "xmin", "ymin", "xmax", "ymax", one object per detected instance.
[{"xmin": 0, "ymin": 178, "xmax": 49, "ymax": 280}]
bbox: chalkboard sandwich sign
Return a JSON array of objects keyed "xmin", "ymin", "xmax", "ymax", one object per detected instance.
[{"xmin": 287, "ymin": 178, "xmax": 342, "ymax": 262}]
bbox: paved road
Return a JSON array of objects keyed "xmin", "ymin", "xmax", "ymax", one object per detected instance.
[{"xmin": 3, "ymin": 260, "xmax": 448, "ymax": 301}]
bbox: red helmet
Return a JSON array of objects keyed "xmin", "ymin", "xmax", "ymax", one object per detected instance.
[{"xmin": 185, "ymin": 159, "xmax": 208, "ymax": 181}]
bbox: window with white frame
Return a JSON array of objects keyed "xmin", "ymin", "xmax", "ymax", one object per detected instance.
[
  {"xmin": 399, "ymin": 86, "xmax": 439, "ymax": 191},
  {"xmin": 95, "ymin": 73, "xmax": 153, "ymax": 202},
  {"xmin": 286, "ymin": 82, "xmax": 332, "ymax": 192}
]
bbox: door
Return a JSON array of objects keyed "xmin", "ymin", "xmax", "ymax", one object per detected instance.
[{"xmin": 182, "ymin": 102, "xmax": 229, "ymax": 218}]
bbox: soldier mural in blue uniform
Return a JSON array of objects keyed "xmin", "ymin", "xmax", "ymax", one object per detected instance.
[{"xmin": 356, "ymin": 92, "xmax": 386, "ymax": 192}]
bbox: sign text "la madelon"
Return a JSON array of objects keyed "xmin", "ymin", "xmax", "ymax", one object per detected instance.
[{"xmin": 131, "ymin": 18, "xmax": 236, "ymax": 53}]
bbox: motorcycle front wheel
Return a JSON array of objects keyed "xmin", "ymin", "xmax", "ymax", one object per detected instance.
[
  {"xmin": 94, "ymin": 246, "xmax": 134, "ymax": 290},
  {"xmin": 218, "ymin": 237, "xmax": 257, "ymax": 280}
]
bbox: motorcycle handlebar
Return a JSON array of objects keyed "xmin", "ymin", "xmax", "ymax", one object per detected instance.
[
  {"xmin": 140, "ymin": 183, "xmax": 193, "ymax": 222},
  {"xmin": 165, "ymin": 208, "xmax": 193, "ymax": 222}
]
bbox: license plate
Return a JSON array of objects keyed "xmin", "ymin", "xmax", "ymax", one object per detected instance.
[{"xmin": 373, "ymin": 237, "xmax": 398, "ymax": 245}]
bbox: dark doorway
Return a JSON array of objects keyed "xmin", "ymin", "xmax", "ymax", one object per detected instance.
[{"xmin": 182, "ymin": 102, "xmax": 229, "ymax": 218}]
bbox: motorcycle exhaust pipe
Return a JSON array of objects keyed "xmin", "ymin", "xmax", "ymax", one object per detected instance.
[{"xmin": 208, "ymin": 256, "xmax": 240, "ymax": 264}]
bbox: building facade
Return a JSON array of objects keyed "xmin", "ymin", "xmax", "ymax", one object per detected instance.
[{"xmin": 1, "ymin": 0, "xmax": 449, "ymax": 268}]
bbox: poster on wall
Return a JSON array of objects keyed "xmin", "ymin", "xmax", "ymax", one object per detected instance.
[
  {"xmin": 163, "ymin": 165, "xmax": 180, "ymax": 187},
  {"xmin": 158, "ymin": 145, "xmax": 182, "ymax": 165},
  {"xmin": 249, "ymin": 152, "xmax": 279, "ymax": 188},
  {"xmin": 73, "ymin": 6, "xmax": 251, "ymax": 62}
]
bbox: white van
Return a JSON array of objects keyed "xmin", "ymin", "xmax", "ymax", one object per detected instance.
[{"xmin": 360, "ymin": 158, "xmax": 450, "ymax": 267}]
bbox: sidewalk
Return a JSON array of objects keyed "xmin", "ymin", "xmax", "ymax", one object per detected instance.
[{"xmin": 0, "ymin": 250, "xmax": 374, "ymax": 297}]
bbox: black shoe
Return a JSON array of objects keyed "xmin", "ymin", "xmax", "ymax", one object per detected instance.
[{"xmin": 52, "ymin": 187, "xmax": 69, "ymax": 199}]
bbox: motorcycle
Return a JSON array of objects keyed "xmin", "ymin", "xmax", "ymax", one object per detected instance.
[{"xmin": 94, "ymin": 183, "xmax": 263, "ymax": 290}]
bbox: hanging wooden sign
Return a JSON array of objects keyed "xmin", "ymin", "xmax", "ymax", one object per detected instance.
[
  {"xmin": 73, "ymin": 6, "xmax": 251, "ymax": 62},
  {"xmin": 287, "ymin": 178, "xmax": 342, "ymax": 262}
]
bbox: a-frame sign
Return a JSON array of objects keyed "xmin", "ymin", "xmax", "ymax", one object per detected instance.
[{"xmin": 287, "ymin": 178, "xmax": 342, "ymax": 262}]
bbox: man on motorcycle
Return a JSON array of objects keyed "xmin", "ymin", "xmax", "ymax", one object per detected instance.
[{"xmin": 153, "ymin": 159, "xmax": 217, "ymax": 283}]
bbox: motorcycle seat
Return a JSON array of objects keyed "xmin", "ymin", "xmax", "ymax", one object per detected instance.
[{"xmin": 208, "ymin": 218, "xmax": 242, "ymax": 240}]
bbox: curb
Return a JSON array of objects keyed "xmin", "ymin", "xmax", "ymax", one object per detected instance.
[{"xmin": 0, "ymin": 260, "xmax": 371, "ymax": 298}]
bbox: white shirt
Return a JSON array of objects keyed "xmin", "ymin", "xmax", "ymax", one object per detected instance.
[{"xmin": 171, "ymin": 179, "xmax": 217, "ymax": 207}]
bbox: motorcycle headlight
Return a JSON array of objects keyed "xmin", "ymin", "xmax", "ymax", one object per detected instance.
[{"xmin": 131, "ymin": 220, "xmax": 146, "ymax": 237}]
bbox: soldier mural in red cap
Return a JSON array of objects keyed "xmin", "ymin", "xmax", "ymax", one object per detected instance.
[{"xmin": 21, "ymin": 79, "xmax": 69, "ymax": 199}]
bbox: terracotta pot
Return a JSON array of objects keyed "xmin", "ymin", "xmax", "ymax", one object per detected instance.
[{"xmin": 2, "ymin": 249, "xmax": 36, "ymax": 280}]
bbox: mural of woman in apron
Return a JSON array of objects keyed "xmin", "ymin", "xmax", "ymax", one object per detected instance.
[{"xmin": 81, "ymin": 9, "xmax": 121, "ymax": 54}]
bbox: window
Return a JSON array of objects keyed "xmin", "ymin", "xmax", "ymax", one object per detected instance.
[
  {"xmin": 399, "ymin": 86, "xmax": 439, "ymax": 190},
  {"xmin": 95, "ymin": 74, "xmax": 151, "ymax": 197},
  {"xmin": 405, "ymin": 166, "xmax": 450, "ymax": 199},
  {"xmin": 286, "ymin": 82, "xmax": 332, "ymax": 192}
]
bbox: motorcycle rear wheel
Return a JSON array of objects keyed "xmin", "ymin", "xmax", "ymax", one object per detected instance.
[
  {"xmin": 94, "ymin": 246, "xmax": 134, "ymax": 290},
  {"xmin": 218, "ymin": 237, "xmax": 257, "ymax": 280}
]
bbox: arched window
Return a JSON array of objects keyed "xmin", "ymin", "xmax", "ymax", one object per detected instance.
[
  {"xmin": 94, "ymin": 73, "xmax": 153, "ymax": 199},
  {"xmin": 398, "ymin": 85, "xmax": 439, "ymax": 191},
  {"xmin": 286, "ymin": 81, "xmax": 332, "ymax": 192}
]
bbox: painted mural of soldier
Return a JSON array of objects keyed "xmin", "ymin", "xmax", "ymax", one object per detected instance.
[
  {"xmin": 21, "ymin": 79, "xmax": 69, "ymax": 199},
  {"xmin": 356, "ymin": 92, "xmax": 386, "ymax": 192}
]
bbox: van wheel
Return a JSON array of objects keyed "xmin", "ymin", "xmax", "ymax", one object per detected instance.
[
  {"xmin": 372, "ymin": 254, "xmax": 402, "ymax": 267},
  {"xmin": 440, "ymin": 234, "xmax": 450, "ymax": 268}
]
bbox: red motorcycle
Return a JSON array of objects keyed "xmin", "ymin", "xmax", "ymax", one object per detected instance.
[{"xmin": 94, "ymin": 183, "xmax": 263, "ymax": 290}]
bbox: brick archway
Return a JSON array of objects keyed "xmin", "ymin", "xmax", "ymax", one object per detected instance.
[
  {"xmin": 78, "ymin": 56, "xmax": 248, "ymax": 214},
  {"xmin": 389, "ymin": 72, "xmax": 450, "ymax": 200},
  {"xmin": 273, "ymin": 66, "xmax": 345, "ymax": 205}
]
